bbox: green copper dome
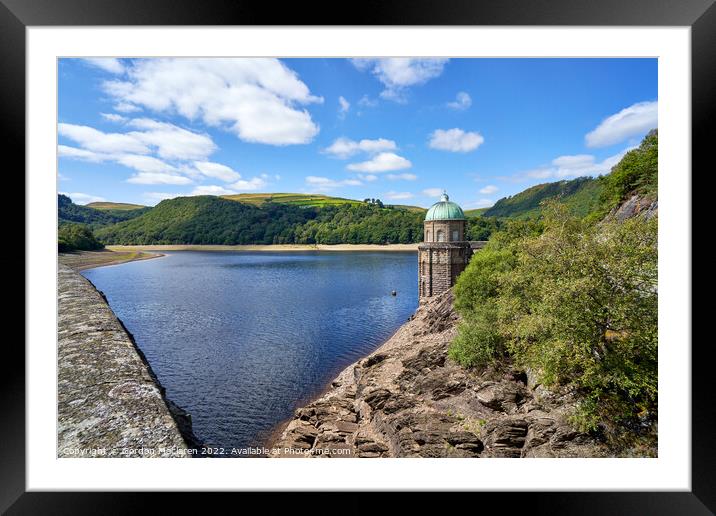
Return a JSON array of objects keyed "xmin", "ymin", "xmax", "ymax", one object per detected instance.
[{"xmin": 425, "ymin": 192, "xmax": 466, "ymax": 221}]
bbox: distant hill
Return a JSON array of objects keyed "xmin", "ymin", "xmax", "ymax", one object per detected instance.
[
  {"xmin": 59, "ymin": 194, "xmax": 149, "ymax": 227},
  {"xmin": 464, "ymin": 208, "xmax": 488, "ymax": 218},
  {"xmin": 94, "ymin": 195, "xmax": 431, "ymax": 245},
  {"xmin": 221, "ymin": 193, "xmax": 362, "ymax": 208},
  {"xmin": 87, "ymin": 201, "xmax": 147, "ymax": 211},
  {"xmin": 483, "ymin": 176, "xmax": 603, "ymax": 219},
  {"xmin": 222, "ymin": 192, "xmax": 425, "ymax": 213}
]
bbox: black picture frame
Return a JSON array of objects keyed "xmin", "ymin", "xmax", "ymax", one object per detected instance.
[{"xmin": 5, "ymin": 0, "xmax": 709, "ymax": 512}]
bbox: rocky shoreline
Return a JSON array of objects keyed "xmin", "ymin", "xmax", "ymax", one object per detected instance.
[{"xmin": 270, "ymin": 290, "xmax": 608, "ymax": 458}]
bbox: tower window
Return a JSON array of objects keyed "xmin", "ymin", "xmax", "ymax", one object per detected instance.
[
  {"xmin": 452, "ymin": 230, "xmax": 459, "ymax": 241},
  {"xmin": 436, "ymin": 230, "xmax": 445, "ymax": 242}
]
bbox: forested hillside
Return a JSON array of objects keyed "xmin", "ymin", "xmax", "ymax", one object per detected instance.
[
  {"xmin": 483, "ymin": 176, "xmax": 603, "ymax": 219},
  {"xmin": 59, "ymin": 194, "xmax": 150, "ymax": 227}
]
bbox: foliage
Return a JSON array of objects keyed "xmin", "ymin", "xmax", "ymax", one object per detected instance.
[
  {"xmin": 93, "ymin": 195, "xmax": 456, "ymax": 245},
  {"xmin": 86, "ymin": 201, "xmax": 147, "ymax": 211},
  {"xmin": 450, "ymin": 201, "xmax": 657, "ymax": 441},
  {"xmin": 59, "ymin": 194, "xmax": 149, "ymax": 228},
  {"xmin": 483, "ymin": 176, "xmax": 603, "ymax": 220},
  {"xmin": 598, "ymin": 129, "xmax": 658, "ymax": 210},
  {"xmin": 58, "ymin": 223, "xmax": 104, "ymax": 252},
  {"xmin": 465, "ymin": 216, "xmax": 503, "ymax": 241}
]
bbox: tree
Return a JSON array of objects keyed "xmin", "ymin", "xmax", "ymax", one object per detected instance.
[{"xmin": 58, "ymin": 223, "xmax": 104, "ymax": 252}]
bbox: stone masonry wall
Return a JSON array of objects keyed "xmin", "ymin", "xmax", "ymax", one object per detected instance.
[
  {"xmin": 418, "ymin": 243, "xmax": 472, "ymax": 298},
  {"xmin": 58, "ymin": 264, "xmax": 190, "ymax": 458}
]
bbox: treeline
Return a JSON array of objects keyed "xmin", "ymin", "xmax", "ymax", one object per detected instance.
[
  {"xmin": 449, "ymin": 130, "xmax": 658, "ymax": 452},
  {"xmin": 58, "ymin": 223, "xmax": 104, "ymax": 252},
  {"xmin": 59, "ymin": 194, "xmax": 149, "ymax": 228},
  {"xmin": 91, "ymin": 195, "xmax": 502, "ymax": 245}
]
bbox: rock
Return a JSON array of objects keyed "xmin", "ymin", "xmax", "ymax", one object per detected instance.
[
  {"xmin": 361, "ymin": 353, "xmax": 387, "ymax": 368},
  {"xmin": 483, "ymin": 418, "xmax": 528, "ymax": 457},
  {"xmin": 475, "ymin": 382, "xmax": 526, "ymax": 413}
]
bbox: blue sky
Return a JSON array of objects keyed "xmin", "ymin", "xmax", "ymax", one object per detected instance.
[{"xmin": 58, "ymin": 58, "xmax": 657, "ymax": 208}]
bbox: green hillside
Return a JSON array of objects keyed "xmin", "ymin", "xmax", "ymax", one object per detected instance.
[
  {"xmin": 483, "ymin": 176, "xmax": 603, "ymax": 219},
  {"xmin": 221, "ymin": 192, "xmax": 362, "ymax": 208},
  {"xmin": 59, "ymin": 194, "xmax": 149, "ymax": 228},
  {"xmin": 87, "ymin": 201, "xmax": 147, "ymax": 211},
  {"xmin": 94, "ymin": 195, "xmax": 432, "ymax": 245},
  {"xmin": 464, "ymin": 208, "xmax": 488, "ymax": 218},
  {"xmin": 222, "ymin": 192, "xmax": 425, "ymax": 213}
]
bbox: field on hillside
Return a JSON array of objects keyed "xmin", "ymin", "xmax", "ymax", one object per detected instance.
[
  {"xmin": 87, "ymin": 202, "xmax": 147, "ymax": 211},
  {"xmin": 464, "ymin": 208, "xmax": 488, "ymax": 218},
  {"xmin": 221, "ymin": 193, "xmax": 362, "ymax": 208}
]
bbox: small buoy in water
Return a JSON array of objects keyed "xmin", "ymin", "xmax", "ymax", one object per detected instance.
[{"xmin": 391, "ymin": 290, "xmax": 397, "ymax": 296}]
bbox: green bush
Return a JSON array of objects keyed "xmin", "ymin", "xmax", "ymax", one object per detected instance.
[
  {"xmin": 58, "ymin": 223, "xmax": 104, "ymax": 252},
  {"xmin": 450, "ymin": 201, "xmax": 657, "ymax": 439}
]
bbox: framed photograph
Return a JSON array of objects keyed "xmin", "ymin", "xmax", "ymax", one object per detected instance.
[{"xmin": 7, "ymin": 0, "xmax": 710, "ymax": 510}]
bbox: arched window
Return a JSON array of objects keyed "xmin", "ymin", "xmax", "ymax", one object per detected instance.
[
  {"xmin": 426, "ymin": 230, "xmax": 431, "ymax": 241},
  {"xmin": 436, "ymin": 230, "xmax": 445, "ymax": 242},
  {"xmin": 452, "ymin": 230, "xmax": 459, "ymax": 241}
]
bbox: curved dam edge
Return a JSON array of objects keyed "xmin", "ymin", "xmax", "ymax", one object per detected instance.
[{"xmin": 58, "ymin": 264, "xmax": 201, "ymax": 458}]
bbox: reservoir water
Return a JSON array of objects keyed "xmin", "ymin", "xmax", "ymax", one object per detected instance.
[{"xmin": 82, "ymin": 251, "xmax": 418, "ymax": 451}]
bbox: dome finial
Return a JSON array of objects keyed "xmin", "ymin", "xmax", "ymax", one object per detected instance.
[{"xmin": 440, "ymin": 190, "xmax": 449, "ymax": 202}]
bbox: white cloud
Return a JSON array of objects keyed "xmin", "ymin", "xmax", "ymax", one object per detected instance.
[
  {"xmin": 228, "ymin": 177, "xmax": 268, "ymax": 191},
  {"xmin": 305, "ymin": 176, "xmax": 362, "ymax": 191},
  {"xmin": 386, "ymin": 173, "xmax": 417, "ymax": 181},
  {"xmin": 114, "ymin": 102, "xmax": 142, "ymax": 113},
  {"xmin": 466, "ymin": 198, "xmax": 494, "ymax": 209},
  {"xmin": 58, "ymin": 145, "xmax": 106, "ymax": 162},
  {"xmin": 193, "ymin": 161, "xmax": 241, "ymax": 182},
  {"xmin": 338, "ymin": 96, "xmax": 350, "ymax": 118},
  {"xmin": 346, "ymin": 152, "xmax": 412, "ymax": 173},
  {"xmin": 385, "ymin": 191, "xmax": 414, "ymax": 200},
  {"xmin": 102, "ymin": 58, "xmax": 322, "ymax": 145},
  {"xmin": 479, "ymin": 185, "xmax": 498, "ymax": 194},
  {"xmin": 585, "ymin": 101, "xmax": 657, "ymax": 148},
  {"xmin": 323, "ymin": 137, "xmax": 397, "ymax": 159},
  {"xmin": 116, "ymin": 154, "xmax": 177, "ymax": 174},
  {"xmin": 428, "ymin": 128, "xmax": 484, "ymax": 153},
  {"xmin": 61, "ymin": 192, "xmax": 106, "ymax": 205},
  {"xmin": 358, "ymin": 95, "xmax": 378, "ymax": 108},
  {"xmin": 191, "ymin": 185, "xmax": 238, "ymax": 196},
  {"xmin": 127, "ymin": 172, "xmax": 192, "ymax": 185},
  {"xmin": 59, "ymin": 120, "xmax": 219, "ymax": 182},
  {"xmin": 100, "ymin": 113, "xmax": 127, "ymax": 123},
  {"xmin": 143, "ymin": 192, "xmax": 179, "ymax": 204},
  {"xmin": 522, "ymin": 147, "xmax": 634, "ymax": 180},
  {"xmin": 422, "ymin": 188, "xmax": 443, "ymax": 197},
  {"xmin": 59, "ymin": 123, "xmax": 149, "ymax": 154},
  {"xmin": 351, "ymin": 58, "xmax": 448, "ymax": 102},
  {"xmin": 358, "ymin": 174, "xmax": 378, "ymax": 182},
  {"xmin": 127, "ymin": 119, "xmax": 216, "ymax": 160},
  {"xmin": 447, "ymin": 92, "xmax": 472, "ymax": 110},
  {"xmin": 82, "ymin": 58, "xmax": 125, "ymax": 74}
]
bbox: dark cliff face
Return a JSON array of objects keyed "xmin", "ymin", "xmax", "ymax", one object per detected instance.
[{"xmin": 271, "ymin": 290, "xmax": 608, "ymax": 458}]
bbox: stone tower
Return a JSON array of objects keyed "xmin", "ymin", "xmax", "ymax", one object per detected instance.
[{"xmin": 418, "ymin": 192, "xmax": 472, "ymax": 299}]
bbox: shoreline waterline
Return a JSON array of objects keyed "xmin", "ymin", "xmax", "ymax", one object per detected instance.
[{"xmin": 107, "ymin": 243, "xmax": 419, "ymax": 253}]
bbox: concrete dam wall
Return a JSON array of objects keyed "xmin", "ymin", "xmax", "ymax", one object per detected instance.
[{"xmin": 57, "ymin": 264, "xmax": 192, "ymax": 458}]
